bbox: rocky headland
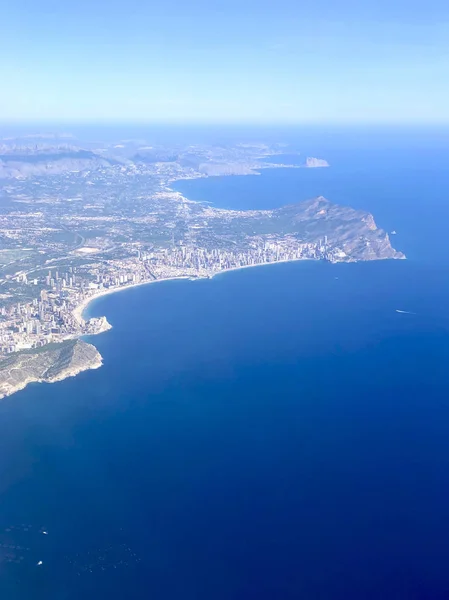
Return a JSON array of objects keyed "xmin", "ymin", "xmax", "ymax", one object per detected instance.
[{"xmin": 0, "ymin": 339, "xmax": 103, "ymax": 399}]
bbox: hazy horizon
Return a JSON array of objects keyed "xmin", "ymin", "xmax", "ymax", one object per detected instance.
[{"xmin": 2, "ymin": 0, "xmax": 448, "ymax": 123}]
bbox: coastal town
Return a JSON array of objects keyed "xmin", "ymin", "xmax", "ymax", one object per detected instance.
[{"xmin": 0, "ymin": 238, "xmax": 340, "ymax": 356}]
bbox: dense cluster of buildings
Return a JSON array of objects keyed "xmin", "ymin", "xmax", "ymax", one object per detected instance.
[
  {"xmin": 0, "ymin": 238, "xmax": 346, "ymax": 357},
  {"xmin": 144, "ymin": 239, "xmax": 336, "ymax": 273},
  {"xmin": 0, "ymin": 285, "xmax": 109, "ymax": 356}
]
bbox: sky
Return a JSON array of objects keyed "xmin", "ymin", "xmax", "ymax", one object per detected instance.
[{"xmin": 1, "ymin": 0, "xmax": 449, "ymax": 123}]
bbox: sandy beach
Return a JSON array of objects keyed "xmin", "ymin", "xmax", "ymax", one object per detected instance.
[
  {"xmin": 72, "ymin": 257, "xmax": 316, "ymax": 326},
  {"xmin": 71, "ymin": 276, "xmax": 190, "ymax": 325}
]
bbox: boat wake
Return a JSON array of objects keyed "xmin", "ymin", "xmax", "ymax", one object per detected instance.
[{"xmin": 396, "ymin": 309, "xmax": 417, "ymax": 315}]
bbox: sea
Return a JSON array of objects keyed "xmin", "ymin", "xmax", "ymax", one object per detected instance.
[{"xmin": 1, "ymin": 126, "xmax": 449, "ymax": 599}]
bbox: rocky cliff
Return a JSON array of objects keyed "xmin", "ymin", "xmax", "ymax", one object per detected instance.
[{"xmin": 0, "ymin": 339, "xmax": 102, "ymax": 399}]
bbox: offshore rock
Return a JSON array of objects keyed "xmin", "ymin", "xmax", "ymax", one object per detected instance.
[{"xmin": 304, "ymin": 157, "xmax": 330, "ymax": 168}]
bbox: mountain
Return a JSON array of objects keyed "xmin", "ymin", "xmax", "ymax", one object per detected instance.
[{"xmin": 0, "ymin": 145, "xmax": 117, "ymax": 178}]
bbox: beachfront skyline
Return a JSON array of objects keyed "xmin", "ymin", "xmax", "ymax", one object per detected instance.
[{"xmin": 1, "ymin": 0, "xmax": 449, "ymax": 123}]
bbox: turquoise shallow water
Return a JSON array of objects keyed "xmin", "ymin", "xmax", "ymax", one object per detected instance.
[{"xmin": 1, "ymin": 129, "xmax": 449, "ymax": 599}]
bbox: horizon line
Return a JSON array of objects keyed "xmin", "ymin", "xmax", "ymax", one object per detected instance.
[{"xmin": 1, "ymin": 119, "xmax": 449, "ymax": 128}]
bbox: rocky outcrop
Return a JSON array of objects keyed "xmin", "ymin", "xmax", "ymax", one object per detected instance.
[
  {"xmin": 0, "ymin": 339, "xmax": 102, "ymax": 399},
  {"xmin": 271, "ymin": 197, "xmax": 405, "ymax": 261},
  {"xmin": 305, "ymin": 157, "xmax": 330, "ymax": 168}
]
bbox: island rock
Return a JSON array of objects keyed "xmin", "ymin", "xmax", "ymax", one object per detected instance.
[{"xmin": 305, "ymin": 157, "xmax": 330, "ymax": 168}]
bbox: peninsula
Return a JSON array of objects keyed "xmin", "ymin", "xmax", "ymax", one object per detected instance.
[{"xmin": 0, "ymin": 339, "xmax": 102, "ymax": 399}]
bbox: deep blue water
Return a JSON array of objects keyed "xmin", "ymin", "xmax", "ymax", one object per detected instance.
[{"xmin": 1, "ymin": 129, "xmax": 449, "ymax": 599}]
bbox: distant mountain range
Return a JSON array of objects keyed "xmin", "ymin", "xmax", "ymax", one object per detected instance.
[
  {"xmin": 0, "ymin": 141, "xmax": 330, "ymax": 180},
  {"xmin": 0, "ymin": 146, "xmax": 119, "ymax": 178}
]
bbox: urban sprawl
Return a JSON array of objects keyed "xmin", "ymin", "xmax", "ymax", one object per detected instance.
[{"xmin": 0, "ymin": 238, "xmax": 340, "ymax": 356}]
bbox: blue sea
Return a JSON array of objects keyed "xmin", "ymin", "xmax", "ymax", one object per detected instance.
[{"xmin": 1, "ymin": 127, "xmax": 449, "ymax": 599}]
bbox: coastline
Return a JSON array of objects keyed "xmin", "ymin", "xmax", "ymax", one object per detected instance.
[
  {"xmin": 3, "ymin": 255, "xmax": 401, "ymax": 401},
  {"xmin": 0, "ymin": 339, "xmax": 103, "ymax": 400},
  {"xmin": 72, "ymin": 276, "xmax": 189, "ymax": 325},
  {"xmin": 0, "ymin": 156, "xmax": 404, "ymax": 404},
  {"xmin": 208, "ymin": 257, "xmax": 316, "ymax": 279},
  {"xmin": 72, "ymin": 258, "xmax": 318, "ymax": 325},
  {"xmin": 74, "ymin": 248, "xmax": 405, "ymax": 330},
  {"xmin": 2, "ymin": 261, "xmax": 312, "ymax": 401}
]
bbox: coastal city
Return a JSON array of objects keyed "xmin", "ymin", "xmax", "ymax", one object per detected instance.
[
  {"xmin": 0, "ymin": 136, "xmax": 403, "ymax": 395},
  {"xmin": 0, "ymin": 238, "xmax": 339, "ymax": 356}
]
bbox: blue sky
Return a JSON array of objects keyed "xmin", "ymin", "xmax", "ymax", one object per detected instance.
[{"xmin": 1, "ymin": 0, "xmax": 448, "ymax": 123}]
